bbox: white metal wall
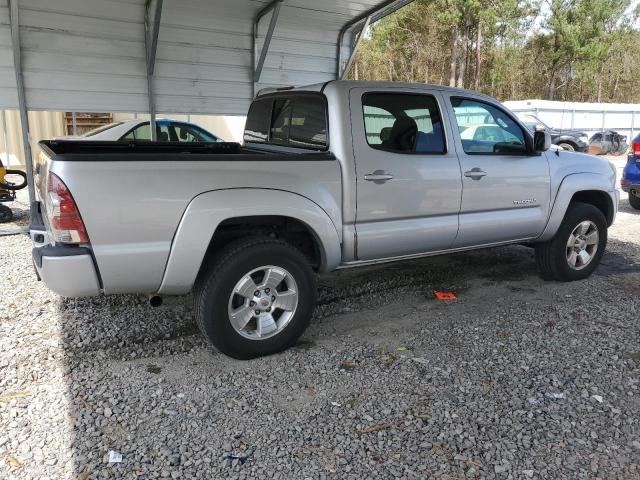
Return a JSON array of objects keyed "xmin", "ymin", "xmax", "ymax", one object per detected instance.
[
  {"xmin": 0, "ymin": 0, "xmax": 388, "ymax": 115},
  {"xmin": 505, "ymin": 99, "xmax": 640, "ymax": 141},
  {"xmin": 0, "ymin": 110, "xmax": 65, "ymax": 166},
  {"xmin": 0, "ymin": 110, "xmax": 246, "ymax": 167},
  {"xmin": 0, "ymin": 1, "xmax": 17, "ymax": 107},
  {"xmin": 0, "ymin": 0, "xmax": 149, "ymax": 112}
]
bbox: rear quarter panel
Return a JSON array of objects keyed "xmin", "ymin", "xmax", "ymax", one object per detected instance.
[{"xmin": 48, "ymin": 159, "xmax": 342, "ymax": 294}]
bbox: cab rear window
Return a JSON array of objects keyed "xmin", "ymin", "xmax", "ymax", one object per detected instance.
[
  {"xmin": 244, "ymin": 98, "xmax": 271, "ymax": 142},
  {"xmin": 244, "ymin": 94, "xmax": 327, "ymax": 150}
]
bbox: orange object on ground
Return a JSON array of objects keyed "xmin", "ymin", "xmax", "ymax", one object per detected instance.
[{"xmin": 434, "ymin": 291, "xmax": 457, "ymax": 300}]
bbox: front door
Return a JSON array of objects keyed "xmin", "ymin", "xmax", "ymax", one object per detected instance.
[
  {"xmin": 350, "ymin": 88, "xmax": 463, "ymax": 260},
  {"xmin": 443, "ymin": 95, "xmax": 551, "ymax": 247}
]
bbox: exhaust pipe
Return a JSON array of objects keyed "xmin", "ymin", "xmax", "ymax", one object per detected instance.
[{"xmin": 148, "ymin": 294, "xmax": 163, "ymax": 307}]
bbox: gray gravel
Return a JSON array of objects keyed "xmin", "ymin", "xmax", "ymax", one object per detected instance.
[{"xmin": 1, "ymin": 187, "xmax": 639, "ymax": 479}]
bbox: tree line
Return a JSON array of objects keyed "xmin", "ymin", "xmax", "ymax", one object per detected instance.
[{"xmin": 353, "ymin": 0, "xmax": 640, "ymax": 103}]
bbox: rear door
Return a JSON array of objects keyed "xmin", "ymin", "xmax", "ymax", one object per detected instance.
[
  {"xmin": 350, "ymin": 88, "xmax": 462, "ymax": 260},
  {"xmin": 443, "ymin": 95, "xmax": 551, "ymax": 247}
]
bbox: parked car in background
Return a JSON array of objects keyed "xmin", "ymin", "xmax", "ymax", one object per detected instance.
[
  {"xmin": 621, "ymin": 133, "xmax": 640, "ymax": 210},
  {"xmin": 588, "ymin": 130, "xmax": 628, "ymax": 156},
  {"xmin": 64, "ymin": 119, "xmax": 224, "ymax": 143},
  {"xmin": 458, "ymin": 124, "xmax": 524, "ymax": 151},
  {"xmin": 517, "ymin": 113, "xmax": 589, "ymax": 152}
]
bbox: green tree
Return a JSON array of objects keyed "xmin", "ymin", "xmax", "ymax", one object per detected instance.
[{"xmin": 353, "ymin": 0, "xmax": 640, "ymax": 103}]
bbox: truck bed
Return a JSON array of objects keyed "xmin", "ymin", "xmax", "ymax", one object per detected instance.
[
  {"xmin": 39, "ymin": 140, "xmax": 336, "ymax": 161},
  {"xmin": 35, "ymin": 140, "xmax": 342, "ymax": 294}
]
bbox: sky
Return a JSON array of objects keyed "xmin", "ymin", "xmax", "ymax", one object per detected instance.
[
  {"xmin": 626, "ymin": 0, "xmax": 640, "ymax": 26},
  {"xmin": 531, "ymin": 0, "xmax": 640, "ymax": 34},
  {"xmin": 628, "ymin": 0, "xmax": 640, "ymax": 13}
]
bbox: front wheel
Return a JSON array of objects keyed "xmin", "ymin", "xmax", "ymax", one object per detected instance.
[
  {"xmin": 535, "ymin": 202, "xmax": 607, "ymax": 281},
  {"xmin": 194, "ymin": 237, "xmax": 317, "ymax": 359},
  {"xmin": 629, "ymin": 191, "xmax": 640, "ymax": 210}
]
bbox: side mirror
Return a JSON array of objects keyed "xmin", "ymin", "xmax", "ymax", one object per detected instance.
[{"xmin": 534, "ymin": 129, "xmax": 551, "ymax": 152}]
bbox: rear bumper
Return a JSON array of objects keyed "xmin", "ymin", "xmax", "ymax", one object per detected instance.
[
  {"xmin": 622, "ymin": 158, "xmax": 640, "ymax": 192},
  {"xmin": 30, "ymin": 200, "xmax": 100, "ymax": 297},
  {"xmin": 32, "ymin": 245, "xmax": 100, "ymax": 297}
]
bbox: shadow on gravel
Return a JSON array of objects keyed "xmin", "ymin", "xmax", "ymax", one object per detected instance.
[
  {"xmin": 315, "ymin": 244, "xmax": 538, "ymax": 317},
  {"xmin": 57, "ymin": 239, "xmax": 638, "ymax": 477},
  {"xmin": 617, "ymin": 196, "xmax": 639, "ymax": 215},
  {"xmin": 596, "ymin": 239, "xmax": 640, "ymax": 276}
]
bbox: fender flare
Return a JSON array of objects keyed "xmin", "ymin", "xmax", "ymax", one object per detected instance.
[
  {"xmin": 538, "ymin": 173, "xmax": 616, "ymax": 242},
  {"xmin": 554, "ymin": 136, "xmax": 579, "ymax": 146},
  {"xmin": 158, "ymin": 189, "xmax": 342, "ymax": 295}
]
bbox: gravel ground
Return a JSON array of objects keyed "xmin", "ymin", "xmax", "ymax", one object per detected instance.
[{"xmin": 1, "ymin": 169, "xmax": 639, "ymax": 479}]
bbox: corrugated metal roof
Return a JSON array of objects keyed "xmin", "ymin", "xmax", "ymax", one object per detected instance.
[{"xmin": 0, "ymin": 0, "xmax": 411, "ymax": 115}]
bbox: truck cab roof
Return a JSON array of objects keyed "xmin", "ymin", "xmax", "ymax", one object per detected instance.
[{"xmin": 257, "ymin": 80, "xmax": 496, "ymax": 102}]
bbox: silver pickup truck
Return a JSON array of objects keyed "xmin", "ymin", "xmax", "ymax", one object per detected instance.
[{"xmin": 30, "ymin": 81, "xmax": 619, "ymax": 359}]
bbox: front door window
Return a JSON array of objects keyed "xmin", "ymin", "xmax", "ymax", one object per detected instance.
[{"xmin": 450, "ymin": 98, "xmax": 526, "ymax": 154}]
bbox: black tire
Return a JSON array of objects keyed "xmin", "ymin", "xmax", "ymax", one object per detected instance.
[
  {"xmin": 0, "ymin": 204, "xmax": 12, "ymax": 223},
  {"xmin": 194, "ymin": 237, "xmax": 316, "ymax": 359},
  {"xmin": 535, "ymin": 202, "xmax": 607, "ymax": 281},
  {"xmin": 557, "ymin": 142, "xmax": 575, "ymax": 152},
  {"xmin": 1, "ymin": 170, "xmax": 28, "ymax": 191},
  {"xmin": 629, "ymin": 191, "xmax": 640, "ymax": 210}
]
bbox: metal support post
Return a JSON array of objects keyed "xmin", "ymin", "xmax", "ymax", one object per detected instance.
[
  {"xmin": 252, "ymin": 0, "xmax": 283, "ymax": 98},
  {"xmin": 145, "ymin": 0, "xmax": 163, "ymax": 141},
  {"xmin": 8, "ymin": 0, "xmax": 36, "ymax": 216}
]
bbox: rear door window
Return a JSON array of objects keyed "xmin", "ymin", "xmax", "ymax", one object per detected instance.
[
  {"xmin": 83, "ymin": 122, "xmax": 124, "ymax": 137},
  {"xmin": 173, "ymin": 123, "xmax": 220, "ymax": 142},
  {"xmin": 362, "ymin": 93, "xmax": 446, "ymax": 154},
  {"xmin": 122, "ymin": 122, "xmax": 172, "ymax": 141},
  {"xmin": 156, "ymin": 121, "xmax": 173, "ymax": 142},
  {"xmin": 123, "ymin": 123, "xmax": 151, "ymax": 141}
]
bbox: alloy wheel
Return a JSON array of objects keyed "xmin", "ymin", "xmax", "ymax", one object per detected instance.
[{"xmin": 227, "ymin": 265, "xmax": 299, "ymax": 340}]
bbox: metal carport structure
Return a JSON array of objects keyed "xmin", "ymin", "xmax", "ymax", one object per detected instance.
[{"xmin": 0, "ymin": 0, "xmax": 414, "ymax": 210}]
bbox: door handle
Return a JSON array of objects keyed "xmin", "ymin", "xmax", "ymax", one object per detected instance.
[
  {"xmin": 364, "ymin": 170, "xmax": 394, "ymax": 183},
  {"xmin": 464, "ymin": 168, "xmax": 487, "ymax": 180}
]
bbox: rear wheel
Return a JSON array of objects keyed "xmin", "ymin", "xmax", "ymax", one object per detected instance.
[
  {"xmin": 535, "ymin": 202, "xmax": 607, "ymax": 281},
  {"xmin": 194, "ymin": 237, "xmax": 316, "ymax": 359},
  {"xmin": 629, "ymin": 191, "xmax": 640, "ymax": 210},
  {"xmin": 558, "ymin": 142, "xmax": 575, "ymax": 152}
]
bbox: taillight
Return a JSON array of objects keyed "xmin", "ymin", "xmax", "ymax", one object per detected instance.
[
  {"xmin": 632, "ymin": 137, "xmax": 640, "ymax": 158},
  {"xmin": 46, "ymin": 172, "xmax": 89, "ymax": 244}
]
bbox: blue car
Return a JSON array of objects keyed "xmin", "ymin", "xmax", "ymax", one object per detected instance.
[{"xmin": 622, "ymin": 133, "xmax": 640, "ymax": 210}]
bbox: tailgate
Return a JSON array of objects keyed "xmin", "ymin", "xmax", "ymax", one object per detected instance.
[{"xmin": 29, "ymin": 149, "xmax": 53, "ymax": 247}]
